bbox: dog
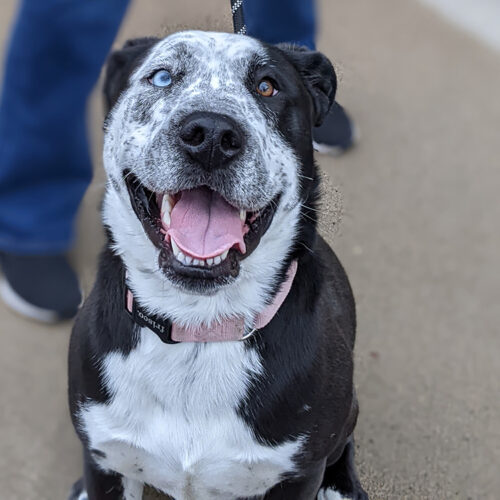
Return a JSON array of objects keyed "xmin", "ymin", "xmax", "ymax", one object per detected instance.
[{"xmin": 68, "ymin": 31, "xmax": 368, "ymax": 500}]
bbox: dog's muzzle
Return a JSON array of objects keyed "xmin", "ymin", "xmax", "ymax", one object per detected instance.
[{"xmin": 124, "ymin": 170, "xmax": 280, "ymax": 293}]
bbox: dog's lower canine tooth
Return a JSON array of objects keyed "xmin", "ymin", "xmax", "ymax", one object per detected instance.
[{"xmin": 221, "ymin": 250, "xmax": 228, "ymax": 260}]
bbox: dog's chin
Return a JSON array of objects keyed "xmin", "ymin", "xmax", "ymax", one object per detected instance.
[{"xmin": 123, "ymin": 170, "xmax": 280, "ymax": 295}]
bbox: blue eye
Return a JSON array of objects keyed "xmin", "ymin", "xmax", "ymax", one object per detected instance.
[{"xmin": 150, "ymin": 69, "xmax": 172, "ymax": 87}]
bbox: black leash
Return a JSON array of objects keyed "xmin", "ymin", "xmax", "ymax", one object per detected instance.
[{"xmin": 230, "ymin": 0, "xmax": 247, "ymax": 35}]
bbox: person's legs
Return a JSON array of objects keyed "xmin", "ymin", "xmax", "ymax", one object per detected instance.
[
  {"xmin": 0, "ymin": 0, "xmax": 130, "ymax": 254},
  {"xmin": 244, "ymin": 0, "xmax": 316, "ymax": 50},
  {"xmin": 244, "ymin": 0, "xmax": 358, "ymax": 156},
  {"xmin": 0, "ymin": 0, "xmax": 129, "ymax": 320}
]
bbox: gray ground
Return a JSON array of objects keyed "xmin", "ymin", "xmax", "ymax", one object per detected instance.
[{"xmin": 0, "ymin": 1, "xmax": 499, "ymax": 499}]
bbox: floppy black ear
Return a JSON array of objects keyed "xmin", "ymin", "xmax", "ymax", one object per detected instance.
[
  {"xmin": 104, "ymin": 37, "xmax": 159, "ymax": 112},
  {"xmin": 278, "ymin": 44, "xmax": 337, "ymax": 127}
]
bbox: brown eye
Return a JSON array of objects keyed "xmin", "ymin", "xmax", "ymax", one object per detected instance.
[{"xmin": 257, "ymin": 79, "xmax": 277, "ymax": 97}]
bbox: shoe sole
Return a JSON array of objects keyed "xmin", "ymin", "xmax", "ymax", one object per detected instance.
[
  {"xmin": 312, "ymin": 141, "xmax": 346, "ymax": 157},
  {"xmin": 313, "ymin": 124, "xmax": 361, "ymax": 157},
  {"xmin": 0, "ymin": 277, "xmax": 61, "ymax": 323}
]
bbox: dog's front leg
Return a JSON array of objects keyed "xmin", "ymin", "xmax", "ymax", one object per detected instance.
[
  {"xmin": 68, "ymin": 450, "xmax": 143, "ymax": 500},
  {"xmin": 260, "ymin": 460, "xmax": 326, "ymax": 500}
]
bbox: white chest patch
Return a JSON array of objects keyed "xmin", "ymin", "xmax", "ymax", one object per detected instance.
[{"xmin": 79, "ymin": 328, "xmax": 304, "ymax": 500}]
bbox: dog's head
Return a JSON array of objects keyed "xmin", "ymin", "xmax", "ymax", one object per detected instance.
[{"xmin": 102, "ymin": 31, "xmax": 335, "ymax": 323}]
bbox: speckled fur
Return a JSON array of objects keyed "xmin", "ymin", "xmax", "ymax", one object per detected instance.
[{"xmin": 102, "ymin": 31, "xmax": 302, "ymax": 329}]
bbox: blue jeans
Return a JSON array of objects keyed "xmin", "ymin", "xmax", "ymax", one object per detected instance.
[
  {"xmin": 244, "ymin": 0, "xmax": 316, "ymax": 50},
  {"xmin": 0, "ymin": 0, "xmax": 316, "ymax": 254}
]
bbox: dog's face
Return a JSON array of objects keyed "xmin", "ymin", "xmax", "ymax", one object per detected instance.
[{"xmin": 102, "ymin": 31, "xmax": 335, "ymax": 322}]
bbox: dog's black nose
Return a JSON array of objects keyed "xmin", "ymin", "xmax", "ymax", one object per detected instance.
[{"xmin": 179, "ymin": 112, "xmax": 244, "ymax": 169}]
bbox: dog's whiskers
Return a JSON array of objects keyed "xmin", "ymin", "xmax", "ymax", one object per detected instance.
[
  {"xmin": 300, "ymin": 203, "xmax": 340, "ymax": 236},
  {"xmin": 300, "ymin": 203, "xmax": 328, "ymax": 215},
  {"xmin": 122, "ymin": 170, "xmax": 135, "ymax": 184},
  {"xmin": 299, "ymin": 241, "xmax": 314, "ymax": 254},
  {"xmin": 297, "ymin": 174, "xmax": 314, "ymax": 181},
  {"xmin": 301, "ymin": 212, "xmax": 317, "ymax": 223}
]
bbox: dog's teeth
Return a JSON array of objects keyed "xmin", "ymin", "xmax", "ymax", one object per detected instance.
[
  {"xmin": 180, "ymin": 252, "xmax": 193, "ymax": 266},
  {"xmin": 213, "ymin": 255, "xmax": 222, "ymax": 265},
  {"xmin": 161, "ymin": 195, "xmax": 172, "ymax": 214},
  {"xmin": 161, "ymin": 195, "xmax": 175, "ymax": 227},
  {"xmin": 171, "ymin": 239, "xmax": 180, "ymax": 257},
  {"xmin": 221, "ymin": 250, "xmax": 229, "ymax": 261},
  {"xmin": 162, "ymin": 210, "xmax": 171, "ymax": 226},
  {"xmin": 240, "ymin": 209, "xmax": 246, "ymax": 222},
  {"xmin": 206, "ymin": 258, "xmax": 214, "ymax": 266}
]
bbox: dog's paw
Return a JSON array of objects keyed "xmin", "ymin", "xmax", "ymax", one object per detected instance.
[
  {"xmin": 317, "ymin": 487, "xmax": 350, "ymax": 500},
  {"xmin": 317, "ymin": 487, "xmax": 369, "ymax": 500},
  {"xmin": 67, "ymin": 478, "xmax": 88, "ymax": 500}
]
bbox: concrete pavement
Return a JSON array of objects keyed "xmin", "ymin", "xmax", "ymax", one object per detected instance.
[{"xmin": 1, "ymin": 1, "xmax": 499, "ymax": 498}]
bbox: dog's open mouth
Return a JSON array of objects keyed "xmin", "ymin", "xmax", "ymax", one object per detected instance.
[{"xmin": 124, "ymin": 171, "xmax": 279, "ymax": 289}]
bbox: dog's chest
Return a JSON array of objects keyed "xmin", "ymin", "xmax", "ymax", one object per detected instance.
[{"xmin": 80, "ymin": 329, "xmax": 303, "ymax": 500}]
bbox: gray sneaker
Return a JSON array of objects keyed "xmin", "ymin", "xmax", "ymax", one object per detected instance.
[{"xmin": 313, "ymin": 102, "xmax": 359, "ymax": 156}]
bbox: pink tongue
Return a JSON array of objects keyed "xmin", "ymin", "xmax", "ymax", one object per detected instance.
[{"xmin": 166, "ymin": 187, "xmax": 246, "ymax": 259}]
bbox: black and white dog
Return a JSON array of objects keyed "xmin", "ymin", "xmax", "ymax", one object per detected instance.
[{"xmin": 68, "ymin": 31, "xmax": 368, "ymax": 500}]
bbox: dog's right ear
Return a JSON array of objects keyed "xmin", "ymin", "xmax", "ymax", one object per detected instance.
[{"xmin": 104, "ymin": 37, "xmax": 159, "ymax": 113}]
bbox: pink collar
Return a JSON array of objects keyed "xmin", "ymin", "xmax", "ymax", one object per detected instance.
[{"xmin": 125, "ymin": 260, "xmax": 298, "ymax": 343}]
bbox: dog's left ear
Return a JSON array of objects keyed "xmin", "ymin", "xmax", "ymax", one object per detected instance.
[
  {"xmin": 278, "ymin": 44, "xmax": 337, "ymax": 127},
  {"xmin": 104, "ymin": 37, "xmax": 160, "ymax": 112}
]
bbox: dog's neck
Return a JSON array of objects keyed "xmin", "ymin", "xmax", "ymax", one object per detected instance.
[{"xmin": 125, "ymin": 260, "xmax": 298, "ymax": 343}]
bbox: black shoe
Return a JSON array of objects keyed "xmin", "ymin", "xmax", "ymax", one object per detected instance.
[
  {"xmin": 313, "ymin": 102, "xmax": 359, "ymax": 156},
  {"xmin": 0, "ymin": 252, "xmax": 81, "ymax": 322}
]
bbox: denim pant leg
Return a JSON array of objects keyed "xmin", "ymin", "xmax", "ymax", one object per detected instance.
[
  {"xmin": 244, "ymin": 0, "xmax": 316, "ymax": 50},
  {"xmin": 0, "ymin": 0, "xmax": 130, "ymax": 254}
]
